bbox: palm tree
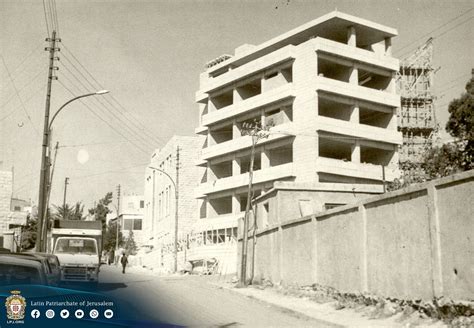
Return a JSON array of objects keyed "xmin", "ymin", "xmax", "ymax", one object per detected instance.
[{"xmin": 53, "ymin": 202, "xmax": 86, "ymax": 220}]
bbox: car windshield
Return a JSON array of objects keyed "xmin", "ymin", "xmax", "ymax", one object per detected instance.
[
  {"xmin": 0, "ymin": 264, "xmax": 42, "ymax": 285},
  {"xmin": 54, "ymin": 239, "xmax": 97, "ymax": 255}
]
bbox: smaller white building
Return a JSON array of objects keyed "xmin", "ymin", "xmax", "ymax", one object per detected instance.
[{"xmin": 119, "ymin": 194, "xmax": 145, "ymax": 247}]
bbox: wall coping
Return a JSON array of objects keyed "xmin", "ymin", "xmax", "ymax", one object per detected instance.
[{"xmin": 251, "ymin": 170, "xmax": 474, "ymax": 237}]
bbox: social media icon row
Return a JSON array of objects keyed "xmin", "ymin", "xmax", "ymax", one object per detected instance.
[{"xmin": 31, "ymin": 309, "xmax": 113, "ymax": 319}]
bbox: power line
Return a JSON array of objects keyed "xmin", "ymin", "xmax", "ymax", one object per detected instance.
[
  {"xmin": 0, "ymin": 66, "xmax": 47, "ymax": 113},
  {"xmin": 51, "ymin": 0, "xmax": 60, "ymax": 36},
  {"xmin": 57, "ymin": 78, "xmax": 151, "ymax": 155},
  {"xmin": 395, "ymin": 8, "xmax": 473, "ymax": 57},
  {"xmin": 1, "ymin": 56, "xmax": 39, "ymax": 135},
  {"xmin": 42, "ymin": 0, "xmax": 51, "ymax": 37},
  {"xmin": 57, "ymin": 58, "xmax": 156, "ymax": 151},
  {"xmin": 0, "ymin": 82, "xmax": 47, "ymax": 122},
  {"xmin": 61, "ymin": 42, "xmax": 165, "ymax": 145}
]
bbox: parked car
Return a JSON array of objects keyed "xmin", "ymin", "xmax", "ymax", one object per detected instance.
[
  {"xmin": 0, "ymin": 255, "xmax": 47, "ymax": 285},
  {"xmin": 30, "ymin": 253, "xmax": 61, "ymax": 286},
  {"xmin": 188, "ymin": 258, "xmax": 219, "ymax": 275},
  {"xmin": 3, "ymin": 253, "xmax": 55, "ymax": 286}
]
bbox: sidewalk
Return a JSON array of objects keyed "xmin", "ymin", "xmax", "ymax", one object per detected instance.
[{"xmin": 126, "ymin": 265, "xmax": 448, "ymax": 327}]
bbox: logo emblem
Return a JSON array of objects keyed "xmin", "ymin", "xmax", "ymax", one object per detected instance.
[
  {"xmin": 31, "ymin": 309, "xmax": 40, "ymax": 319},
  {"xmin": 5, "ymin": 290, "xmax": 26, "ymax": 321},
  {"xmin": 45, "ymin": 309, "xmax": 55, "ymax": 319},
  {"xmin": 60, "ymin": 309, "xmax": 70, "ymax": 318},
  {"xmin": 75, "ymin": 309, "xmax": 84, "ymax": 319},
  {"xmin": 104, "ymin": 309, "xmax": 113, "ymax": 319},
  {"xmin": 89, "ymin": 309, "xmax": 99, "ymax": 319}
]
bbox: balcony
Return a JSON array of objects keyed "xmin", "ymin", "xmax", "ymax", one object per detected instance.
[
  {"xmin": 315, "ymin": 76, "xmax": 400, "ymax": 108},
  {"xmin": 201, "ymin": 123, "xmax": 294, "ymax": 161},
  {"xmin": 313, "ymin": 38, "xmax": 399, "ymax": 71},
  {"xmin": 196, "ymin": 45, "xmax": 295, "ymax": 102},
  {"xmin": 315, "ymin": 157, "xmax": 399, "ymax": 181},
  {"xmin": 196, "ymin": 163, "xmax": 294, "ymax": 197},
  {"xmin": 315, "ymin": 116, "xmax": 402, "ymax": 145},
  {"xmin": 199, "ymin": 84, "xmax": 295, "ymax": 128}
]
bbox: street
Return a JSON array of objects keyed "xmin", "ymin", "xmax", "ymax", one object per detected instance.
[{"xmin": 97, "ymin": 265, "xmax": 337, "ymax": 327}]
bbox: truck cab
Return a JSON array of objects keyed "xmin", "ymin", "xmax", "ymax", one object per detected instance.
[{"xmin": 51, "ymin": 220, "xmax": 102, "ymax": 285}]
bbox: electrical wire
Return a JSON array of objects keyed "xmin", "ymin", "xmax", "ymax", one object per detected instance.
[
  {"xmin": 42, "ymin": 0, "xmax": 51, "ymax": 37},
  {"xmin": 51, "ymin": 0, "xmax": 60, "ymax": 36},
  {"xmin": 0, "ymin": 82, "xmax": 47, "ymax": 122},
  {"xmin": 57, "ymin": 78, "xmax": 151, "ymax": 155},
  {"xmin": 1, "ymin": 56, "xmax": 39, "ymax": 135},
  {"xmin": 57, "ymin": 58, "xmax": 156, "ymax": 151},
  {"xmin": 61, "ymin": 42, "xmax": 166, "ymax": 145},
  {"xmin": 395, "ymin": 8, "xmax": 473, "ymax": 57}
]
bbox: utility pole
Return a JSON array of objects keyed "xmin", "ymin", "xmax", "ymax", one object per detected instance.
[
  {"xmin": 37, "ymin": 30, "xmax": 60, "ymax": 252},
  {"xmin": 43, "ymin": 141, "xmax": 59, "ymax": 252},
  {"xmin": 115, "ymin": 184, "xmax": 121, "ymax": 252},
  {"xmin": 63, "ymin": 177, "xmax": 69, "ymax": 217},
  {"xmin": 239, "ymin": 120, "xmax": 270, "ymax": 287},
  {"xmin": 173, "ymin": 146, "xmax": 180, "ymax": 273}
]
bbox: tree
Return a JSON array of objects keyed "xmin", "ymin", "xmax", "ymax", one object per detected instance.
[
  {"xmin": 52, "ymin": 202, "xmax": 86, "ymax": 220},
  {"xmin": 20, "ymin": 213, "xmax": 37, "ymax": 250},
  {"xmin": 103, "ymin": 220, "xmax": 124, "ymax": 251},
  {"xmin": 445, "ymin": 74, "xmax": 474, "ymax": 170},
  {"xmin": 89, "ymin": 192, "xmax": 113, "ymax": 245},
  {"xmin": 124, "ymin": 231, "xmax": 137, "ymax": 255}
]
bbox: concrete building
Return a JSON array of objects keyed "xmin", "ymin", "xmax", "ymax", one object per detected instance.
[
  {"xmin": 195, "ymin": 11, "xmax": 402, "ymax": 236},
  {"xmin": 143, "ymin": 136, "xmax": 203, "ymax": 250},
  {"xmin": 0, "ymin": 170, "xmax": 28, "ymax": 251},
  {"xmin": 118, "ymin": 194, "xmax": 145, "ymax": 247}
]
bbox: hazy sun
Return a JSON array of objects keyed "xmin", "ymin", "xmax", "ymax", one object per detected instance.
[{"xmin": 77, "ymin": 149, "xmax": 90, "ymax": 164}]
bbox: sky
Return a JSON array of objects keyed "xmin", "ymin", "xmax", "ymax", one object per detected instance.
[{"xmin": 0, "ymin": 0, "xmax": 473, "ymax": 210}]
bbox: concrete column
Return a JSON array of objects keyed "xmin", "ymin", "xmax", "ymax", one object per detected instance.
[
  {"xmin": 208, "ymin": 97, "xmax": 216, "ymax": 112},
  {"xmin": 232, "ymin": 157, "xmax": 240, "ymax": 175},
  {"xmin": 385, "ymin": 37, "xmax": 392, "ymax": 56},
  {"xmin": 351, "ymin": 140, "xmax": 361, "ymax": 163},
  {"xmin": 207, "ymin": 162, "xmax": 216, "ymax": 182},
  {"xmin": 232, "ymin": 193, "xmax": 240, "ymax": 215},
  {"xmin": 208, "ymin": 130, "xmax": 216, "ymax": 146},
  {"xmin": 232, "ymin": 120, "xmax": 240, "ymax": 139},
  {"xmin": 261, "ymin": 74, "xmax": 267, "ymax": 93},
  {"xmin": 359, "ymin": 205, "xmax": 368, "ymax": 292},
  {"xmin": 427, "ymin": 185, "xmax": 443, "ymax": 297},
  {"xmin": 350, "ymin": 103, "xmax": 360, "ymax": 124},
  {"xmin": 347, "ymin": 26, "xmax": 356, "ymax": 47},
  {"xmin": 261, "ymin": 149, "xmax": 270, "ymax": 169},
  {"xmin": 349, "ymin": 65, "xmax": 358, "ymax": 85},
  {"xmin": 261, "ymin": 108, "xmax": 265, "ymax": 127},
  {"xmin": 233, "ymin": 87, "xmax": 241, "ymax": 103}
]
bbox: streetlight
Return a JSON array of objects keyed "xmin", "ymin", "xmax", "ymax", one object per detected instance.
[
  {"xmin": 36, "ymin": 90, "xmax": 110, "ymax": 252},
  {"xmin": 148, "ymin": 166, "xmax": 178, "ymax": 273}
]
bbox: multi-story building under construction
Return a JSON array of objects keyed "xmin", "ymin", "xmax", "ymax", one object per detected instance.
[{"xmin": 194, "ymin": 11, "xmax": 403, "ymax": 239}]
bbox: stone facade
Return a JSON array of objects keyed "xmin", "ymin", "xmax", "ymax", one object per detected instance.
[{"xmin": 143, "ymin": 135, "xmax": 204, "ymax": 248}]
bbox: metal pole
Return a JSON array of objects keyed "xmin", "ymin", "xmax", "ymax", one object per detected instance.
[
  {"xmin": 63, "ymin": 177, "xmax": 69, "ymax": 218},
  {"xmin": 240, "ymin": 135, "xmax": 256, "ymax": 286},
  {"xmin": 147, "ymin": 165, "xmax": 178, "ymax": 273},
  {"xmin": 36, "ymin": 30, "xmax": 57, "ymax": 252},
  {"xmin": 174, "ymin": 146, "xmax": 179, "ymax": 273}
]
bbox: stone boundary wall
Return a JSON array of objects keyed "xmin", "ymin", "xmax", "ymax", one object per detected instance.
[{"xmin": 240, "ymin": 170, "xmax": 474, "ymax": 301}]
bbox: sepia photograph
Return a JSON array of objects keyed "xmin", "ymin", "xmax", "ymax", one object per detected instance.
[{"xmin": 0, "ymin": 0, "xmax": 473, "ymax": 327}]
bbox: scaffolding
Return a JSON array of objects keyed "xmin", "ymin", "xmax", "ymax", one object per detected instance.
[{"xmin": 396, "ymin": 38, "xmax": 436, "ymax": 166}]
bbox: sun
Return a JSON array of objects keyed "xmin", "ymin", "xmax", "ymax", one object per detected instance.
[{"xmin": 77, "ymin": 149, "xmax": 90, "ymax": 164}]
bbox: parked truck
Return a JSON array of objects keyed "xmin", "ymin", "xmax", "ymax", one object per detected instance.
[{"xmin": 51, "ymin": 219, "xmax": 102, "ymax": 285}]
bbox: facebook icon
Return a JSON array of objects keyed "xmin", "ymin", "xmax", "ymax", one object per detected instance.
[{"xmin": 31, "ymin": 309, "xmax": 40, "ymax": 319}]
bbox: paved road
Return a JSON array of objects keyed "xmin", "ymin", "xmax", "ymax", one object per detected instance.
[{"xmin": 97, "ymin": 265, "xmax": 336, "ymax": 327}]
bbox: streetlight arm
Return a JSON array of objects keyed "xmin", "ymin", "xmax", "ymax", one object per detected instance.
[
  {"xmin": 49, "ymin": 90, "xmax": 109, "ymax": 130},
  {"xmin": 148, "ymin": 166, "xmax": 177, "ymax": 196}
]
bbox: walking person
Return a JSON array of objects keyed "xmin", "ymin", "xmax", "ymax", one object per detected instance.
[{"xmin": 120, "ymin": 252, "xmax": 128, "ymax": 274}]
